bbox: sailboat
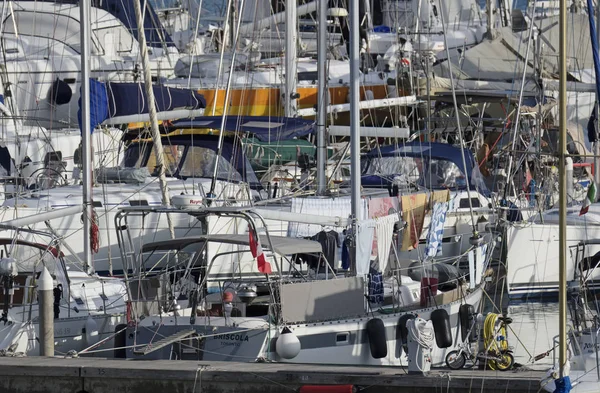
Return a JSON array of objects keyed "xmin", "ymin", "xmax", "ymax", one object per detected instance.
[
  {"xmin": 542, "ymin": 0, "xmax": 598, "ymax": 391},
  {"xmin": 115, "ymin": 0, "xmax": 495, "ymax": 368},
  {"xmin": 0, "ymin": 0, "xmax": 135, "ymax": 357}
]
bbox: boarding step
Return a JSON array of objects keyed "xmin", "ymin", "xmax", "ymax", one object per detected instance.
[{"xmin": 133, "ymin": 329, "xmax": 197, "ymax": 356}]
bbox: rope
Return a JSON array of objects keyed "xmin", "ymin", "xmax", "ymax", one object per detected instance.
[
  {"xmin": 407, "ymin": 318, "xmax": 434, "ymax": 373},
  {"xmin": 408, "ymin": 319, "xmax": 434, "ymax": 349},
  {"xmin": 90, "ymin": 209, "xmax": 99, "ymax": 254}
]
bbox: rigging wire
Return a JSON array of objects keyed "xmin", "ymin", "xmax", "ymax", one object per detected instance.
[{"xmin": 437, "ymin": 0, "xmax": 476, "ymax": 233}]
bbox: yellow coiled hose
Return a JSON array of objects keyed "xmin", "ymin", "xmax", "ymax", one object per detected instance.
[{"xmin": 483, "ymin": 313, "xmax": 508, "ymax": 370}]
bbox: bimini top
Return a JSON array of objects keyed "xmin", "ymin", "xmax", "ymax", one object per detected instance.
[
  {"xmin": 141, "ymin": 234, "xmax": 323, "ymax": 256},
  {"xmin": 362, "ymin": 141, "xmax": 490, "ymax": 195},
  {"xmin": 169, "ymin": 116, "xmax": 316, "ymax": 142},
  {"xmin": 121, "ymin": 134, "xmax": 262, "ymax": 189}
]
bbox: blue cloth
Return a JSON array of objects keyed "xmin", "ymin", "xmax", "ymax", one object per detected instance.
[
  {"xmin": 368, "ymin": 269, "xmax": 384, "ymax": 304},
  {"xmin": 341, "ymin": 241, "xmax": 350, "ymax": 270},
  {"xmin": 78, "ymin": 79, "xmax": 207, "ymax": 134},
  {"xmin": 425, "ymin": 202, "xmax": 448, "ymax": 258},
  {"xmin": 106, "ymin": 82, "xmax": 206, "ymax": 117},
  {"xmin": 373, "ymin": 25, "xmax": 391, "ymax": 33},
  {"xmin": 78, "ymin": 79, "xmax": 109, "ymax": 135},
  {"xmin": 554, "ymin": 376, "xmax": 572, "ymax": 393}
]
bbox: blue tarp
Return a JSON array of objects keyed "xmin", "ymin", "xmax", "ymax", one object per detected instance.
[
  {"xmin": 554, "ymin": 376, "xmax": 572, "ymax": 393},
  {"xmin": 32, "ymin": 0, "xmax": 175, "ymax": 48},
  {"xmin": 78, "ymin": 79, "xmax": 206, "ymax": 134},
  {"xmin": 171, "ymin": 116, "xmax": 316, "ymax": 142},
  {"xmin": 362, "ymin": 142, "xmax": 490, "ymax": 195},
  {"xmin": 105, "ymin": 82, "xmax": 206, "ymax": 117},
  {"xmin": 78, "ymin": 79, "xmax": 109, "ymax": 135}
]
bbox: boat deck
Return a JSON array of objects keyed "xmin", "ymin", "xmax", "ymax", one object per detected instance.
[{"xmin": 0, "ymin": 356, "xmax": 548, "ymax": 393}]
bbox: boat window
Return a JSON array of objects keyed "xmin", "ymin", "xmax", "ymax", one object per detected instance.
[
  {"xmin": 7, "ymin": 246, "xmax": 59, "ymax": 275},
  {"xmin": 146, "ymin": 145, "xmax": 184, "ymax": 176},
  {"xmin": 4, "ymin": 11, "xmax": 101, "ymax": 54},
  {"xmin": 93, "ymin": 24, "xmax": 134, "ymax": 54},
  {"xmin": 122, "ymin": 143, "xmax": 183, "ymax": 176},
  {"xmin": 363, "ymin": 156, "xmax": 467, "ymax": 189},
  {"xmin": 363, "ymin": 156, "xmax": 421, "ymax": 185},
  {"xmin": 424, "ymin": 159, "xmax": 466, "ymax": 189},
  {"xmin": 179, "ymin": 146, "xmax": 243, "ymax": 181}
]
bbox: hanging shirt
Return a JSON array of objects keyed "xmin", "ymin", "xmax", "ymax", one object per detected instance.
[{"xmin": 313, "ymin": 230, "xmax": 340, "ymax": 270}]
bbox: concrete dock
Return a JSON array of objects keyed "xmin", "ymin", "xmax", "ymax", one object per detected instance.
[{"xmin": 0, "ymin": 356, "xmax": 547, "ymax": 393}]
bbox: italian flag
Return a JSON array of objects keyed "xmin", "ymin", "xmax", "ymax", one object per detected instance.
[{"xmin": 580, "ymin": 182, "xmax": 597, "ymax": 216}]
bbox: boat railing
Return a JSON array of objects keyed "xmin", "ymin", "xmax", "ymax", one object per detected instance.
[{"xmin": 551, "ymin": 325, "xmax": 600, "ymax": 376}]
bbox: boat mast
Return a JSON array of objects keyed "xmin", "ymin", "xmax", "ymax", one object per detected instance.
[
  {"xmin": 595, "ymin": 5, "xmax": 600, "ymax": 188},
  {"xmin": 284, "ymin": 0, "xmax": 298, "ymax": 118},
  {"xmin": 558, "ymin": 0, "xmax": 568, "ymax": 382},
  {"xmin": 133, "ymin": 0, "xmax": 175, "ymax": 238},
  {"xmin": 209, "ymin": 0, "xmax": 246, "ymax": 197},
  {"xmin": 349, "ymin": 0, "xmax": 360, "ymax": 275},
  {"xmin": 80, "ymin": 0, "xmax": 93, "ymax": 273},
  {"xmin": 316, "ymin": 0, "xmax": 327, "ymax": 194}
]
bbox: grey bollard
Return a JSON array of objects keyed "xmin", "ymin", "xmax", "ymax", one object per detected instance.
[{"xmin": 38, "ymin": 266, "xmax": 54, "ymax": 357}]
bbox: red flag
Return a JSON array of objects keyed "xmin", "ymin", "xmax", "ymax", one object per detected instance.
[{"xmin": 249, "ymin": 228, "xmax": 272, "ymax": 274}]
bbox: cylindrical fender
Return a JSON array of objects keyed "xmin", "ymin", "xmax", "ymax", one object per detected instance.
[
  {"xmin": 366, "ymin": 318, "xmax": 388, "ymax": 359},
  {"xmin": 431, "ymin": 309, "xmax": 452, "ymax": 348}
]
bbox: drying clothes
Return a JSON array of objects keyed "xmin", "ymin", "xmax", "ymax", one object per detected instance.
[
  {"xmin": 288, "ymin": 197, "xmax": 368, "ymax": 238},
  {"xmin": 341, "ymin": 220, "xmax": 375, "ymax": 275},
  {"xmin": 341, "ymin": 241, "xmax": 350, "ymax": 270},
  {"xmin": 400, "ymin": 192, "xmax": 428, "ymax": 251},
  {"xmin": 425, "ymin": 202, "xmax": 449, "ymax": 258},
  {"xmin": 313, "ymin": 230, "xmax": 340, "ymax": 270},
  {"xmin": 368, "ymin": 268, "xmax": 384, "ymax": 305},
  {"xmin": 368, "ymin": 196, "xmax": 400, "ymax": 257},
  {"xmin": 356, "ymin": 219, "xmax": 376, "ymax": 275},
  {"xmin": 429, "ymin": 189, "xmax": 450, "ymax": 208},
  {"xmin": 375, "ymin": 214, "xmax": 397, "ymax": 273}
]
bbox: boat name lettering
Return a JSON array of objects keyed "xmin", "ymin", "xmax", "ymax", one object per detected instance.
[
  {"xmin": 55, "ymin": 328, "xmax": 71, "ymax": 336},
  {"xmin": 583, "ymin": 343, "xmax": 599, "ymax": 351},
  {"xmin": 213, "ymin": 334, "xmax": 249, "ymax": 341}
]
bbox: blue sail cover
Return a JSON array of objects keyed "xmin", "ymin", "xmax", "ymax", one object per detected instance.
[
  {"xmin": 78, "ymin": 79, "xmax": 206, "ymax": 134},
  {"xmin": 362, "ymin": 142, "xmax": 490, "ymax": 195},
  {"xmin": 31, "ymin": 0, "xmax": 175, "ymax": 48},
  {"xmin": 171, "ymin": 116, "xmax": 316, "ymax": 142},
  {"xmin": 78, "ymin": 79, "xmax": 109, "ymax": 135},
  {"xmin": 105, "ymin": 82, "xmax": 206, "ymax": 117},
  {"xmin": 587, "ymin": 0, "xmax": 600, "ymax": 143}
]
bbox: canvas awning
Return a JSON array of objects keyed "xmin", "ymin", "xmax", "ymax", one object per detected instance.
[{"xmin": 141, "ymin": 234, "xmax": 322, "ymax": 255}]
